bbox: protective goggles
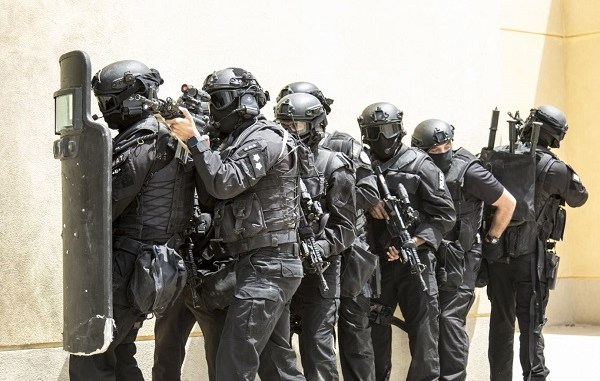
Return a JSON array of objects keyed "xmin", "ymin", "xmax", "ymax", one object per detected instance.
[
  {"xmin": 210, "ymin": 89, "xmax": 239, "ymax": 110},
  {"xmin": 362, "ymin": 123, "xmax": 402, "ymax": 141},
  {"xmin": 278, "ymin": 119, "xmax": 310, "ymax": 135},
  {"xmin": 96, "ymin": 95, "xmax": 118, "ymax": 113}
]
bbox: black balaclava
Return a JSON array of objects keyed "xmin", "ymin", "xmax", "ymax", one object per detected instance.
[
  {"xmin": 429, "ymin": 149, "xmax": 453, "ymax": 173},
  {"xmin": 211, "ymin": 99, "xmax": 243, "ymax": 135},
  {"xmin": 371, "ymin": 136, "xmax": 401, "ymax": 161}
]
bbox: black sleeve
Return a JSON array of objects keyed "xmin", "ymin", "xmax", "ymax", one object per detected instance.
[
  {"xmin": 191, "ymin": 129, "xmax": 285, "ymax": 199},
  {"xmin": 462, "ymin": 162, "xmax": 504, "ymax": 205},
  {"xmin": 355, "ymin": 165, "xmax": 380, "ymax": 211},
  {"xmin": 545, "ymin": 160, "xmax": 588, "ymax": 208},
  {"xmin": 315, "ymin": 167, "xmax": 357, "ymax": 258},
  {"xmin": 413, "ymin": 159, "xmax": 456, "ymax": 249}
]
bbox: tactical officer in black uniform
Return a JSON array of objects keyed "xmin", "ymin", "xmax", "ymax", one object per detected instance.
[
  {"xmin": 412, "ymin": 119, "xmax": 516, "ymax": 381},
  {"xmin": 273, "ymin": 92, "xmax": 357, "ymax": 381},
  {"xmin": 153, "ymin": 158, "xmax": 234, "ymax": 379},
  {"xmin": 168, "ymin": 67, "xmax": 306, "ymax": 381},
  {"xmin": 484, "ymin": 105, "xmax": 588, "ymax": 381},
  {"xmin": 69, "ymin": 60, "xmax": 195, "ymax": 380},
  {"xmin": 277, "ymin": 81, "xmax": 381, "ymax": 381},
  {"xmin": 360, "ymin": 102, "xmax": 456, "ymax": 381}
]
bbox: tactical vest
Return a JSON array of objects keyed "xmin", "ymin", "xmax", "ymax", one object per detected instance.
[
  {"xmin": 213, "ymin": 119, "xmax": 300, "ymax": 255},
  {"xmin": 379, "ymin": 145, "xmax": 428, "ymax": 216},
  {"xmin": 368, "ymin": 145, "xmax": 430, "ymax": 251},
  {"xmin": 443, "ymin": 148, "xmax": 482, "ymax": 251},
  {"xmin": 301, "ymin": 145, "xmax": 353, "ymax": 234},
  {"xmin": 320, "ymin": 131, "xmax": 369, "ymax": 233},
  {"xmin": 113, "ymin": 118, "xmax": 195, "ymax": 243}
]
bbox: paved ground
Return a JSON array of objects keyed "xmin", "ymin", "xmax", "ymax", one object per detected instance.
[{"xmin": 1, "ymin": 320, "xmax": 599, "ymax": 380}]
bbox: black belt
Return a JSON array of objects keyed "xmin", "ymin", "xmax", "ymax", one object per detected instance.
[
  {"xmin": 113, "ymin": 236, "xmax": 146, "ymax": 255},
  {"xmin": 225, "ymin": 230, "xmax": 298, "ymax": 256}
]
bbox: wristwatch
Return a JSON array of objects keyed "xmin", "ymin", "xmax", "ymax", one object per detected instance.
[
  {"xmin": 186, "ymin": 135, "xmax": 202, "ymax": 154},
  {"xmin": 186, "ymin": 135, "xmax": 200, "ymax": 149},
  {"xmin": 485, "ymin": 233, "xmax": 500, "ymax": 245}
]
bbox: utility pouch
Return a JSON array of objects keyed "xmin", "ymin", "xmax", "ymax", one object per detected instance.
[
  {"xmin": 128, "ymin": 242, "xmax": 187, "ymax": 317},
  {"xmin": 215, "ymin": 193, "xmax": 267, "ymax": 243},
  {"xmin": 546, "ymin": 250, "xmax": 560, "ymax": 290},
  {"xmin": 198, "ymin": 258, "xmax": 237, "ymax": 310},
  {"xmin": 550, "ymin": 206, "xmax": 567, "ymax": 241},
  {"xmin": 436, "ymin": 239, "xmax": 465, "ymax": 290},
  {"xmin": 341, "ymin": 244, "xmax": 379, "ymax": 298}
]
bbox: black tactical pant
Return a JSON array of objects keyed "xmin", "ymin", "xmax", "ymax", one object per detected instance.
[
  {"xmin": 339, "ymin": 291, "xmax": 375, "ymax": 381},
  {"xmin": 152, "ymin": 285, "xmax": 227, "ymax": 381},
  {"xmin": 290, "ymin": 255, "xmax": 341, "ymax": 381},
  {"xmin": 69, "ymin": 248, "xmax": 146, "ymax": 381},
  {"xmin": 438, "ymin": 287, "xmax": 475, "ymax": 381},
  {"xmin": 438, "ymin": 246, "xmax": 480, "ymax": 381},
  {"xmin": 371, "ymin": 249, "xmax": 439, "ymax": 381},
  {"xmin": 487, "ymin": 253, "xmax": 550, "ymax": 381},
  {"xmin": 217, "ymin": 246, "xmax": 305, "ymax": 381}
]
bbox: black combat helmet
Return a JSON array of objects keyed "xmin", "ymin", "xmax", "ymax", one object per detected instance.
[
  {"xmin": 357, "ymin": 102, "xmax": 405, "ymax": 160},
  {"xmin": 412, "ymin": 119, "xmax": 455, "ymax": 172},
  {"xmin": 91, "ymin": 60, "xmax": 163, "ymax": 130},
  {"xmin": 274, "ymin": 92, "xmax": 327, "ymax": 146},
  {"xmin": 202, "ymin": 68, "xmax": 269, "ymax": 134},
  {"xmin": 521, "ymin": 104, "xmax": 568, "ymax": 148},
  {"xmin": 276, "ymin": 81, "xmax": 334, "ymax": 114},
  {"xmin": 411, "ymin": 119, "xmax": 455, "ymax": 151}
]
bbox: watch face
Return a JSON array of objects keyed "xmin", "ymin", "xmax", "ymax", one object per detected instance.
[{"xmin": 187, "ymin": 136, "xmax": 197, "ymax": 145}]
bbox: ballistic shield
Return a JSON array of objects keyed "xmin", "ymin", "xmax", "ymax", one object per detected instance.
[{"xmin": 53, "ymin": 50, "xmax": 113, "ymax": 355}]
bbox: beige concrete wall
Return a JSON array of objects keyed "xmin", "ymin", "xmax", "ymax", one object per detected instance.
[
  {"xmin": 0, "ymin": 0, "xmax": 598, "ymax": 378},
  {"xmin": 496, "ymin": 0, "xmax": 600, "ymax": 326},
  {"xmin": 562, "ymin": 0, "xmax": 600, "ymax": 280}
]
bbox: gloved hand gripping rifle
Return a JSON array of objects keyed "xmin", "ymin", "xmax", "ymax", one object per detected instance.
[
  {"xmin": 133, "ymin": 84, "xmax": 211, "ymax": 131},
  {"xmin": 132, "ymin": 84, "xmax": 219, "ymax": 160},
  {"xmin": 374, "ymin": 166, "xmax": 428, "ymax": 292},
  {"xmin": 298, "ymin": 179, "xmax": 330, "ymax": 292}
]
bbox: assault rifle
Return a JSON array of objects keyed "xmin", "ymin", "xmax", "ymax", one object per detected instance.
[
  {"xmin": 374, "ymin": 166, "xmax": 428, "ymax": 292},
  {"xmin": 134, "ymin": 84, "xmax": 211, "ymax": 130},
  {"xmin": 298, "ymin": 179, "xmax": 330, "ymax": 292},
  {"xmin": 133, "ymin": 84, "xmax": 218, "ymax": 161},
  {"xmin": 181, "ymin": 197, "xmax": 212, "ymax": 308}
]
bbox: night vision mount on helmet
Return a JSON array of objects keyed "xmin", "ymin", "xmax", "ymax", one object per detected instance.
[
  {"xmin": 411, "ymin": 119, "xmax": 455, "ymax": 151},
  {"xmin": 357, "ymin": 102, "xmax": 405, "ymax": 142},
  {"xmin": 274, "ymin": 92, "xmax": 327, "ymax": 146},
  {"xmin": 357, "ymin": 102, "xmax": 405, "ymax": 160},
  {"xmin": 276, "ymin": 81, "xmax": 334, "ymax": 114},
  {"xmin": 91, "ymin": 60, "xmax": 163, "ymax": 130},
  {"xmin": 202, "ymin": 67, "xmax": 269, "ymax": 133}
]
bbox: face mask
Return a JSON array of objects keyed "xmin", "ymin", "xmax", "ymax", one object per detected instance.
[
  {"xmin": 429, "ymin": 149, "xmax": 453, "ymax": 172},
  {"xmin": 212, "ymin": 100, "xmax": 242, "ymax": 135},
  {"xmin": 371, "ymin": 136, "xmax": 400, "ymax": 161},
  {"xmin": 103, "ymin": 109, "xmax": 144, "ymax": 131}
]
